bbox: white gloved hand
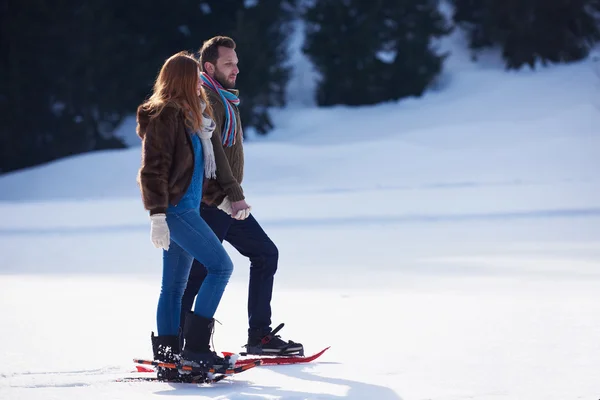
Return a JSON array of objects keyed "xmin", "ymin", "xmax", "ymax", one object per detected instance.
[
  {"xmin": 234, "ymin": 207, "xmax": 251, "ymax": 220},
  {"xmin": 150, "ymin": 213, "xmax": 170, "ymax": 250},
  {"xmin": 231, "ymin": 199, "xmax": 251, "ymax": 220},
  {"xmin": 217, "ymin": 196, "xmax": 233, "ymax": 215}
]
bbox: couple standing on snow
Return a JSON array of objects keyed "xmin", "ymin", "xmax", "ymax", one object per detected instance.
[{"xmin": 136, "ymin": 36, "xmax": 302, "ymax": 381}]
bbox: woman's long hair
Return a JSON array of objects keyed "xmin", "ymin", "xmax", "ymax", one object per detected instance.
[{"xmin": 141, "ymin": 51, "xmax": 212, "ymax": 132}]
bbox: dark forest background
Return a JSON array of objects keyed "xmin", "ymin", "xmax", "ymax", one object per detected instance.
[{"xmin": 1, "ymin": 0, "xmax": 599, "ymax": 173}]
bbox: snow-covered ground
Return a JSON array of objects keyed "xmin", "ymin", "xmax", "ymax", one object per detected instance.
[{"xmin": 1, "ymin": 20, "xmax": 599, "ymax": 400}]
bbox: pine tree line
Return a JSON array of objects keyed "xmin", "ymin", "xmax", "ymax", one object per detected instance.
[
  {"xmin": 303, "ymin": 0, "xmax": 600, "ymax": 107},
  {"xmin": 451, "ymin": 0, "xmax": 600, "ymax": 69},
  {"xmin": 0, "ymin": 0, "xmax": 294, "ymax": 173},
  {"xmin": 1, "ymin": 0, "xmax": 599, "ymax": 173}
]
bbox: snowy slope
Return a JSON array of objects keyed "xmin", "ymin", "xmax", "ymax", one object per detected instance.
[{"xmin": 1, "ymin": 20, "xmax": 600, "ymax": 400}]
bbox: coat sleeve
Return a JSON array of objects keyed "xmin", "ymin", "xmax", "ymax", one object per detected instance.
[
  {"xmin": 210, "ymin": 100, "xmax": 245, "ymax": 202},
  {"xmin": 138, "ymin": 109, "xmax": 176, "ymax": 215}
]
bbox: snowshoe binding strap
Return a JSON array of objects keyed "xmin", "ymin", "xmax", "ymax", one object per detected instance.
[{"xmin": 260, "ymin": 323, "xmax": 284, "ymax": 345}]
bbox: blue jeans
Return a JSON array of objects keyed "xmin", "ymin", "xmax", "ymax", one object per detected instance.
[{"xmin": 156, "ymin": 208, "xmax": 233, "ymax": 336}]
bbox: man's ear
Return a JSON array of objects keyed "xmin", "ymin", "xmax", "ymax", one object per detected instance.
[{"xmin": 204, "ymin": 62, "xmax": 215, "ymax": 75}]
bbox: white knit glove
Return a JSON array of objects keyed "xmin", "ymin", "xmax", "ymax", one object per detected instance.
[
  {"xmin": 150, "ymin": 214, "xmax": 170, "ymax": 250},
  {"xmin": 218, "ymin": 197, "xmax": 251, "ymax": 220},
  {"xmin": 217, "ymin": 197, "xmax": 233, "ymax": 215},
  {"xmin": 234, "ymin": 207, "xmax": 251, "ymax": 220},
  {"xmin": 231, "ymin": 199, "xmax": 251, "ymax": 220}
]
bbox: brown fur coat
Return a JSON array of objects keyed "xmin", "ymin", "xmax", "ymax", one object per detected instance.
[{"xmin": 136, "ymin": 103, "xmax": 195, "ymax": 215}]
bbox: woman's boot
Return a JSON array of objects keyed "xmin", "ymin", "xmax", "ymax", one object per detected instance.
[
  {"xmin": 150, "ymin": 332, "xmax": 186, "ymax": 382},
  {"xmin": 180, "ymin": 312, "xmax": 230, "ymax": 373}
]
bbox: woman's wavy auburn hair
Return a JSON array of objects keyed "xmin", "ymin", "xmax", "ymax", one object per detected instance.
[{"xmin": 141, "ymin": 51, "xmax": 212, "ymax": 132}]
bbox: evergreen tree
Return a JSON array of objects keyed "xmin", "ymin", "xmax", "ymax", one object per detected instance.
[
  {"xmin": 450, "ymin": 0, "xmax": 495, "ymax": 51},
  {"xmin": 453, "ymin": 0, "xmax": 600, "ymax": 69},
  {"xmin": 0, "ymin": 0, "xmax": 295, "ymax": 173},
  {"xmin": 302, "ymin": 0, "xmax": 451, "ymax": 106},
  {"xmin": 0, "ymin": 0, "xmax": 207, "ymax": 173}
]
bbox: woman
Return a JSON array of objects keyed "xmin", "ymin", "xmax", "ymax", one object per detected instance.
[{"xmin": 136, "ymin": 51, "xmax": 233, "ymax": 381}]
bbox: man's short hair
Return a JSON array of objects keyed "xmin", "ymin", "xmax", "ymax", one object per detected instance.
[{"xmin": 198, "ymin": 36, "xmax": 236, "ymax": 71}]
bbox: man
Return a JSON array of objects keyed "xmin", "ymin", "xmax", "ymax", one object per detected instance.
[{"xmin": 180, "ymin": 36, "xmax": 303, "ymax": 355}]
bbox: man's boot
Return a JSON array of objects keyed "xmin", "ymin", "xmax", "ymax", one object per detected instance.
[{"xmin": 245, "ymin": 323, "xmax": 304, "ymax": 356}]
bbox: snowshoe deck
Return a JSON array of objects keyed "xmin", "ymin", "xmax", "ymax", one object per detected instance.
[
  {"xmin": 232, "ymin": 346, "xmax": 330, "ymax": 366},
  {"xmin": 122, "ymin": 358, "xmax": 261, "ymax": 383},
  {"xmin": 126, "ymin": 346, "xmax": 330, "ymax": 382}
]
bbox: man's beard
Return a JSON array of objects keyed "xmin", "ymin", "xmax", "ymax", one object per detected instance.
[{"xmin": 214, "ymin": 69, "xmax": 235, "ymax": 89}]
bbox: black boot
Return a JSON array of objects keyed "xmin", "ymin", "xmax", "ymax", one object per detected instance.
[
  {"xmin": 150, "ymin": 332, "xmax": 188, "ymax": 382},
  {"xmin": 180, "ymin": 312, "xmax": 230, "ymax": 373}
]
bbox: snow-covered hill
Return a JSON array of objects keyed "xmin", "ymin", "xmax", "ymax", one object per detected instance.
[{"xmin": 1, "ymin": 19, "xmax": 599, "ymax": 400}]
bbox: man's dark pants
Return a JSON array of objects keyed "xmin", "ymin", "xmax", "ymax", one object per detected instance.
[{"xmin": 180, "ymin": 202, "xmax": 279, "ymax": 341}]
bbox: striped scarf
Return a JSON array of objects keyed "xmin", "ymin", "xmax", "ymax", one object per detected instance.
[{"xmin": 200, "ymin": 72, "xmax": 240, "ymax": 147}]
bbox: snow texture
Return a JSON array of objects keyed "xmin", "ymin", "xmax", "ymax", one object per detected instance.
[{"xmin": 1, "ymin": 17, "xmax": 599, "ymax": 400}]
